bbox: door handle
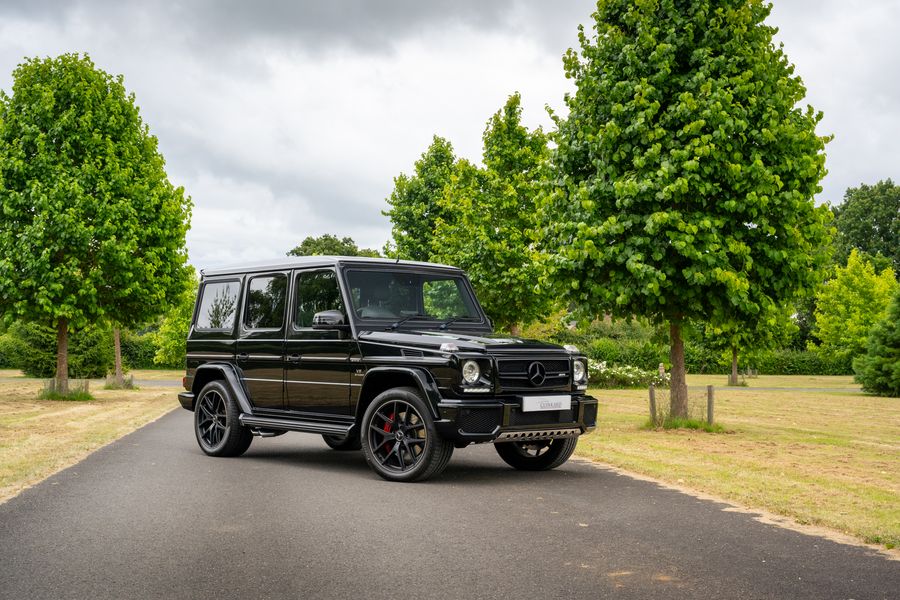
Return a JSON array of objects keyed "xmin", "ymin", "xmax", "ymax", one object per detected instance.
[
  {"xmin": 288, "ymin": 354, "xmax": 301, "ymax": 363},
  {"xmin": 237, "ymin": 353, "xmax": 249, "ymax": 362}
]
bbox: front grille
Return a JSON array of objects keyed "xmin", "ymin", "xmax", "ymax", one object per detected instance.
[
  {"xmin": 509, "ymin": 409, "xmax": 575, "ymax": 427},
  {"xmin": 457, "ymin": 407, "xmax": 502, "ymax": 433},
  {"xmin": 497, "ymin": 358, "xmax": 570, "ymax": 390}
]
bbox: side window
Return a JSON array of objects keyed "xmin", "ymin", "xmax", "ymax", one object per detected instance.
[
  {"xmin": 196, "ymin": 281, "xmax": 240, "ymax": 330},
  {"xmin": 243, "ymin": 274, "xmax": 287, "ymax": 329},
  {"xmin": 294, "ymin": 270, "xmax": 345, "ymax": 328}
]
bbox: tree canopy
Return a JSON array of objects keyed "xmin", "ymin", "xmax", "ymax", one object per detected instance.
[
  {"xmin": 383, "ymin": 136, "xmax": 455, "ymax": 260},
  {"xmin": 0, "ymin": 53, "xmax": 192, "ymax": 392},
  {"xmin": 542, "ymin": 0, "xmax": 832, "ymax": 415},
  {"xmin": 832, "ymin": 179, "xmax": 900, "ymax": 271},
  {"xmin": 431, "ymin": 93, "xmax": 552, "ymax": 334},
  {"xmin": 288, "ymin": 234, "xmax": 379, "ymax": 258},
  {"xmin": 813, "ymin": 249, "xmax": 897, "ymax": 364},
  {"xmin": 853, "ymin": 288, "xmax": 900, "ymax": 397}
]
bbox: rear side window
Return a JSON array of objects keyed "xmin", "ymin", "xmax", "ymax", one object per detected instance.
[
  {"xmin": 244, "ymin": 274, "xmax": 287, "ymax": 329},
  {"xmin": 196, "ymin": 281, "xmax": 240, "ymax": 330}
]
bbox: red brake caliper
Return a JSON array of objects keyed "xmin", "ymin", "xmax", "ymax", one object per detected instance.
[{"xmin": 383, "ymin": 412, "xmax": 395, "ymax": 453}]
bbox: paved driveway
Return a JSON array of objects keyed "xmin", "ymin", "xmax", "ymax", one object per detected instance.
[{"xmin": 0, "ymin": 409, "xmax": 896, "ymax": 599}]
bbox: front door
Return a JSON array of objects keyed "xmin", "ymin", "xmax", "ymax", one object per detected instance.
[
  {"xmin": 284, "ymin": 268, "xmax": 353, "ymax": 415},
  {"xmin": 236, "ymin": 272, "xmax": 288, "ymax": 410}
]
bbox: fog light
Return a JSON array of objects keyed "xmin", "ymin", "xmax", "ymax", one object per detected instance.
[{"xmin": 462, "ymin": 360, "xmax": 480, "ymax": 384}]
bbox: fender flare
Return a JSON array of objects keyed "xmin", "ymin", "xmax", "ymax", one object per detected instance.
[
  {"xmin": 360, "ymin": 366, "xmax": 443, "ymax": 419},
  {"xmin": 193, "ymin": 362, "xmax": 254, "ymax": 415}
]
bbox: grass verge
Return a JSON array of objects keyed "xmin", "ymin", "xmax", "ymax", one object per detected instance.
[
  {"xmin": 0, "ymin": 378, "xmax": 176, "ymax": 503},
  {"xmin": 576, "ymin": 376, "xmax": 899, "ymax": 549}
]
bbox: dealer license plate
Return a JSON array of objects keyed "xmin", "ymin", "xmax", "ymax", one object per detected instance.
[{"xmin": 521, "ymin": 395, "xmax": 572, "ymax": 413}]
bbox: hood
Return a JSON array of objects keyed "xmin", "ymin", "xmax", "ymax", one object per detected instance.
[{"xmin": 358, "ymin": 329, "xmax": 566, "ymax": 354}]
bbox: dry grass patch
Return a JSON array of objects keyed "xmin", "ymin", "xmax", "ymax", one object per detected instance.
[
  {"xmin": 576, "ymin": 379, "xmax": 900, "ymax": 549},
  {"xmin": 0, "ymin": 379, "xmax": 176, "ymax": 503}
]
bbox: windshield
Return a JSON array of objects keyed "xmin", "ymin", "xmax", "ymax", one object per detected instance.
[{"xmin": 345, "ymin": 269, "xmax": 482, "ymax": 324}]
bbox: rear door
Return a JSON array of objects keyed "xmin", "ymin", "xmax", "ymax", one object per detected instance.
[
  {"xmin": 235, "ymin": 272, "xmax": 288, "ymax": 410},
  {"xmin": 284, "ymin": 268, "xmax": 353, "ymax": 415}
]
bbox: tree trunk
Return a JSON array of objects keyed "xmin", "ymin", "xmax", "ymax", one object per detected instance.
[
  {"xmin": 729, "ymin": 346, "xmax": 739, "ymax": 386},
  {"xmin": 113, "ymin": 327, "xmax": 124, "ymax": 386},
  {"xmin": 669, "ymin": 321, "xmax": 688, "ymax": 418},
  {"xmin": 509, "ymin": 323, "xmax": 521, "ymax": 337},
  {"xmin": 55, "ymin": 317, "xmax": 69, "ymax": 395}
]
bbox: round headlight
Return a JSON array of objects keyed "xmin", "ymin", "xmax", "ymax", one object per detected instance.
[
  {"xmin": 462, "ymin": 360, "xmax": 481, "ymax": 384},
  {"xmin": 573, "ymin": 360, "xmax": 587, "ymax": 383}
]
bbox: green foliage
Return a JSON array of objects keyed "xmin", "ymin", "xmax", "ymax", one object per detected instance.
[
  {"xmin": 589, "ymin": 359, "xmax": 669, "ymax": 388},
  {"xmin": 4, "ymin": 321, "xmax": 113, "ymax": 378},
  {"xmin": 813, "ymin": 249, "xmax": 898, "ymax": 363},
  {"xmin": 0, "ymin": 53, "xmax": 192, "ymax": 382},
  {"xmin": 543, "ymin": 0, "xmax": 832, "ymax": 409},
  {"xmin": 431, "ymin": 93, "xmax": 552, "ymax": 332},
  {"xmin": 645, "ymin": 417, "xmax": 725, "ymax": 433},
  {"xmin": 287, "ymin": 234, "xmax": 380, "ymax": 258},
  {"xmin": 120, "ymin": 329, "xmax": 157, "ymax": 369},
  {"xmin": 748, "ymin": 348, "xmax": 850, "ymax": 376},
  {"xmin": 39, "ymin": 380, "xmax": 93, "ymax": 401},
  {"xmin": 853, "ymin": 290, "xmax": 900, "ymax": 396},
  {"xmin": 383, "ymin": 136, "xmax": 456, "ymax": 260},
  {"xmin": 832, "ymin": 179, "xmax": 900, "ymax": 272},
  {"xmin": 153, "ymin": 282, "xmax": 197, "ymax": 368}
]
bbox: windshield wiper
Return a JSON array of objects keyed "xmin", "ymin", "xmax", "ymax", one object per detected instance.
[
  {"xmin": 388, "ymin": 314, "xmax": 428, "ymax": 331},
  {"xmin": 439, "ymin": 316, "xmax": 479, "ymax": 330}
]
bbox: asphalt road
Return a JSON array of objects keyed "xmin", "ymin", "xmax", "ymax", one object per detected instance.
[{"xmin": 1, "ymin": 409, "xmax": 896, "ymax": 600}]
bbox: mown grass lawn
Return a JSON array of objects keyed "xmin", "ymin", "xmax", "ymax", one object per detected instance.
[
  {"xmin": 576, "ymin": 375, "xmax": 900, "ymax": 549},
  {"xmin": 0, "ymin": 377, "xmax": 176, "ymax": 503}
]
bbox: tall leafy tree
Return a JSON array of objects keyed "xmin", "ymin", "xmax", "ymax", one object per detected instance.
[
  {"xmin": 853, "ymin": 289, "xmax": 900, "ymax": 397},
  {"xmin": 288, "ymin": 234, "xmax": 379, "ymax": 257},
  {"xmin": 432, "ymin": 93, "xmax": 552, "ymax": 335},
  {"xmin": 832, "ymin": 179, "xmax": 900, "ymax": 271},
  {"xmin": 813, "ymin": 249, "xmax": 897, "ymax": 364},
  {"xmin": 383, "ymin": 136, "xmax": 455, "ymax": 260},
  {"xmin": 543, "ymin": 0, "xmax": 832, "ymax": 416},
  {"xmin": 0, "ymin": 54, "xmax": 192, "ymax": 393}
]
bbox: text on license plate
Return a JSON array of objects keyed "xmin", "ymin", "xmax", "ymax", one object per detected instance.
[{"xmin": 521, "ymin": 395, "xmax": 572, "ymax": 413}]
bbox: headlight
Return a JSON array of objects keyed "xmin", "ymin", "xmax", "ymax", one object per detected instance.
[
  {"xmin": 462, "ymin": 360, "xmax": 481, "ymax": 384},
  {"xmin": 573, "ymin": 360, "xmax": 587, "ymax": 383}
]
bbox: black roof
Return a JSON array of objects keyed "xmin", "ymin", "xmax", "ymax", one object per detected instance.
[{"xmin": 200, "ymin": 255, "xmax": 462, "ymax": 277}]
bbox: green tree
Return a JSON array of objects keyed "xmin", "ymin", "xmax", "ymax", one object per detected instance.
[
  {"xmin": 813, "ymin": 249, "xmax": 897, "ymax": 364},
  {"xmin": 543, "ymin": 0, "xmax": 832, "ymax": 416},
  {"xmin": 288, "ymin": 234, "xmax": 379, "ymax": 258},
  {"xmin": 383, "ymin": 136, "xmax": 455, "ymax": 260},
  {"xmin": 853, "ymin": 289, "xmax": 900, "ymax": 397},
  {"xmin": 432, "ymin": 93, "xmax": 552, "ymax": 335},
  {"xmin": 702, "ymin": 304, "xmax": 796, "ymax": 385},
  {"xmin": 153, "ymin": 279, "xmax": 198, "ymax": 368},
  {"xmin": 832, "ymin": 179, "xmax": 900, "ymax": 272},
  {"xmin": 0, "ymin": 54, "xmax": 192, "ymax": 393}
]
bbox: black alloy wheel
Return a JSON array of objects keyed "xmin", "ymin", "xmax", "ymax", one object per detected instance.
[
  {"xmin": 494, "ymin": 436, "xmax": 578, "ymax": 471},
  {"xmin": 361, "ymin": 387, "xmax": 453, "ymax": 482},
  {"xmin": 194, "ymin": 381, "xmax": 253, "ymax": 457}
]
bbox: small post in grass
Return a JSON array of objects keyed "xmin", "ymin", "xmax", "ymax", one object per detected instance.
[
  {"xmin": 707, "ymin": 385, "xmax": 715, "ymax": 425},
  {"xmin": 649, "ymin": 384, "xmax": 657, "ymax": 427}
]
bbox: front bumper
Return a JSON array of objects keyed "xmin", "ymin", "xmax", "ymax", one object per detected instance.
[
  {"xmin": 178, "ymin": 391, "xmax": 195, "ymax": 411},
  {"xmin": 435, "ymin": 394, "xmax": 598, "ymax": 445}
]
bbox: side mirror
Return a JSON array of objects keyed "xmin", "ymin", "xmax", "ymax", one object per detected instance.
[{"xmin": 312, "ymin": 310, "xmax": 349, "ymax": 330}]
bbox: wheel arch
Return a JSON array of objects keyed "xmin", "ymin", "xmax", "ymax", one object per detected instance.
[
  {"xmin": 356, "ymin": 367, "xmax": 442, "ymax": 423},
  {"xmin": 191, "ymin": 363, "xmax": 253, "ymax": 414}
]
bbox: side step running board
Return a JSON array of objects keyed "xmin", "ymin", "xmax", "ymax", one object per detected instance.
[{"xmin": 239, "ymin": 414, "xmax": 352, "ymax": 437}]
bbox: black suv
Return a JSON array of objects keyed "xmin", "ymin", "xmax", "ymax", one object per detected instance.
[{"xmin": 178, "ymin": 256, "xmax": 597, "ymax": 482}]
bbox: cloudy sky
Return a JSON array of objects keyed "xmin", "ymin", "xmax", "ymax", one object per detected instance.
[{"xmin": 1, "ymin": 0, "xmax": 897, "ymax": 269}]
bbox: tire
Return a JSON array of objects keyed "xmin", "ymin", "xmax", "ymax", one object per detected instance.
[
  {"xmin": 360, "ymin": 386, "xmax": 453, "ymax": 482},
  {"xmin": 494, "ymin": 437, "xmax": 578, "ymax": 471},
  {"xmin": 194, "ymin": 380, "xmax": 253, "ymax": 457},
  {"xmin": 322, "ymin": 433, "xmax": 362, "ymax": 451}
]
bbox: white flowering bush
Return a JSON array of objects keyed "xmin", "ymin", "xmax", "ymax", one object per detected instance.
[{"xmin": 588, "ymin": 360, "xmax": 670, "ymax": 389}]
